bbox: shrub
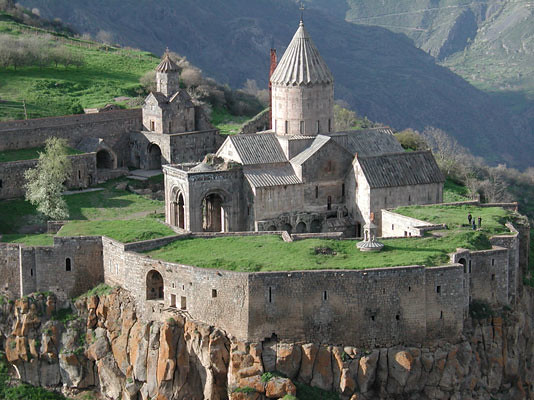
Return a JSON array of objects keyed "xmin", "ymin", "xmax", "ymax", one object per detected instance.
[
  {"xmin": 233, "ymin": 386, "xmax": 256, "ymax": 394},
  {"xmin": 470, "ymin": 300, "xmax": 494, "ymax": 320},
  {"xmin": 261, "ymin": 372, "xmax": 274, "ymax": 383}
]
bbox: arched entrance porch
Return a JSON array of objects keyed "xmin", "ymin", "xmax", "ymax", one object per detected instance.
[
  {"xmin": 172, "ymin": 192, "xmax": 186, "ymax": 229},
  {"xmin": 146, "ymin": 270, "xmax": 164, "ymax": 300},
  {"xmin": 96, "ymin": 149, "xmax": 114, "ymax": 169},
  {"xmin": 202, "ymin": 193, "xmax": 225, "ymax": 232},
  {"xmin": 147, "ymin": 143, "xmax": 162, "ymax": 170}
]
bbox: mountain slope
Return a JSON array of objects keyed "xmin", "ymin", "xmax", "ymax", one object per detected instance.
[{"xmin": 16, "ymin": 0, "xmax": 534, "ymax": 167}]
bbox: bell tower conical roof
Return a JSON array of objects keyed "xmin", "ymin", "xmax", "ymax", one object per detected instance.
[
  {"xmin": 270, "ymin": 21, "xmax": 333, "ymax": 86},
  {"xmin": 156, "ymin": 49, "xmax": 179, "ymax": 73}
]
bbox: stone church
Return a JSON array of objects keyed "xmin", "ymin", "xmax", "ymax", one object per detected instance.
[{"xmin": 163, "ymin": 20, "xmax": 445, "ymax": 236}]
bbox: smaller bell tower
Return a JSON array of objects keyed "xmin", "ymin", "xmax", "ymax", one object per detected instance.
[{"xmin": 156, "ymin": 48, "xmax": 180, "ymax": 97}]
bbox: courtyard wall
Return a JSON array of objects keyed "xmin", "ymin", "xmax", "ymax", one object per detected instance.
[{"xmin": 0, "ymin": 153, "xmax": 97, "ymax": 200}]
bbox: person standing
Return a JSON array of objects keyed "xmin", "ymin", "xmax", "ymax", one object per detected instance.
[{"xmin": 468, "ymin": 213, "xmax": 473, "ymax": 225}]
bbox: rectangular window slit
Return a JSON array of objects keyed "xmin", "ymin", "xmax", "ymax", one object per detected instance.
[
  {"xmin": 436, "ymin": 285, "xmax": 441, "ymax": 294},
  {"xmin": 323, "ymin": 291, "xmax": 327, "ymax": 301},
  {"xmin": 269, "ymin": 287, "xmax": 272, "ymax": 303},
  {"xmin": 212, "ymin": 289, "xmax": 217, "ymax": 298}
]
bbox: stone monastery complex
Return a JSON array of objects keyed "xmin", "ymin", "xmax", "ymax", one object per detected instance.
[{"xmin": 0, "ymin": 21, "xmax": 530, "ymax": 348}]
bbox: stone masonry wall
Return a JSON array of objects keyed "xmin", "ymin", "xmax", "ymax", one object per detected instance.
[
  {"xmin": 424, "ymin": 265, "xmax": 467, "ymax": 338},
  {"xmin": 0, "ymin": 109, "xmax": 142, "ymax": 152},
  {"xmin": 452, "ymin": 246, "xmax": 511, "ymax": 306},
  {"xmin": 19, "ymin": 237, "xmax": 104, "ymax": 299},
  {"xmin": 0, "ymin": 237, "xmax": 103, "ymax": 299},
  {"xmin": 102, "ymin": 237, "xmax": 251, "ymax": 339},
  {"xmin": 370, "ymin": 183, "xmax": 443, "ymax": 235},
  {"xmin": 247, "ymin": 265, "xmax": 466, "ymax": 346},
  {"xmin": 0, "ymin": 153, "xmax": 97, "ymax": 200},
  {"xmin": 491, "ymin": 228, "xmax": 520, "ymax": 303},
  {"xmin": 381, "ymin": 210, "xmax": 444, "ymax": 238},
  {"xmin": 0, "ymin": 244, "xmax": 21, "ymax": 296},
  {"xmin": 101, "ymin": 231, "xmax": 470, "ymax": 346}
]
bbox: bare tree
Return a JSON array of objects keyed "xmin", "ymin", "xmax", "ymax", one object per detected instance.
[
  {"xmin": 180, "ymin": 66, "xmax": 203, "ymax": 88},
  {"xmin": 334, "ymin": 104, "xmax": 358, "ymax": 131},
  {"xmin": 421, "ymin": 127, "xmax": 468, "ymax": 177},
  {"xmin": 96, "ymin": 30, "xmax": 113, "ymax": 50},
  {"xmin": 139, "ymin": 70, "xmax": 156, "ymax": 93}
]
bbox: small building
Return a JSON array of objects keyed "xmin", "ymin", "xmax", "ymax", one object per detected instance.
[{"xmin": 164, "ymin": 20, "xmax": 445, "ymax": 236}]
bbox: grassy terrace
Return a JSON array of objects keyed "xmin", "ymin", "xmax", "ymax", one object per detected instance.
[
  {"xmin": 0, "ymin": 12, "xmax": 159, "ymax": 120},
  {"xmin": 211, "ymin": 107, "xmax": 250, "ymax": 136},
  {"xmin": 0, "ymin": 177, "xmax": 173, "ymax": 245},
  {"xmin": 0, "ymin": 146, "xmax": 83, "ymax": 163},
  {"xmin": 144, "ymin": 204, "xmax": 513, "ymax": 272}
]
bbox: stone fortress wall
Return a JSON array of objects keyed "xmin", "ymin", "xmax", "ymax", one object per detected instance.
[
  {"xmin": 0, "ymin": 109, "xmax": 142, "ymax": 153},
  {"xmin": 95, "ymin": 224, "xmax": 520, "ymax": 346},
  {"xmin": 0, "ymin": 208, "xmax": 528, "ymax": 348},
  {"xmin": 0, "ymin": 153, "xmax": 96, "ymax": 200},
  {"xmin": 0, "ymin": 236, "xmax": 104, "ymax": 300}
]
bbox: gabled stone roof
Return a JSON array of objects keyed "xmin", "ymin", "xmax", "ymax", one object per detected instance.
[
  {"xmin": 270, "ymin": 21, "xmax": 333, "ymax": 86},
  {"xmin": 156, "ymin": 50, "xmax": 179, "ymax": 73},
  {"xmin": 229, "ymin": 134, "xmax": 287, "ymax": 165},
  {"xmin": 243, "ymin": 164, "xmax": 301, "ymax": 188},
  {"xmin": 290, "ymin": 135, "xmax": 331, "ymax": 165},
  {"xmin": 358, "ymin": 151, "xmax": 445, "ymax": 188},
  {"xmin": 169, "ymin": 90, "xmax": 194, "ymax": 107},
  {"xmin": 146, "ymin": 92, "xmax": 169, "ymax": 105},
  {"xmin": 341, "ymin": 129, "xmax": 404, "ymax": 157}
]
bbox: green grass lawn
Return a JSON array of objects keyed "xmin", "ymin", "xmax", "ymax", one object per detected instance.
[
  {"xmin": 144, "ymin": 203, "xmax": 512, "ymax": 272},
  {"xmin": 0, "ymin": 233, "xmax": 54, "ymax": 246},
  {"xmin": 58, "ymin": 215, "xmax": 174, "ymax": 243},
  {"xmin": 144, "ymin": 229, "xmax": 493, "ymax": 272},
  {"xmin": 443, "ymin": 178, "xmax": 470, "ymax": 203},
  {"xmin": 0, "ymin": 16, "xmax": 159, "ymax": 120},
  {"xmin": 0, "ymin": 146, "xmax": 83, "ymax": 163},
  {"xmin": 0, "ymin": 177, "xmax": 168, "ymax": 244},
  {"xmin": 394, "ymin": 204, "xmax": 512, "ymax": 236},
  {"xmin": 211, "ymin": 107, "xmax": 250, "ymax": 135},
  {"xmin": 0, "ymin": 178, "xmax": 165, "ymax": 233}
]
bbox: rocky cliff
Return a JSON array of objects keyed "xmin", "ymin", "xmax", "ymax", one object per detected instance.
[{"xmin": 1, "ymin": 286, "xmax": 534, "ymax": 400}]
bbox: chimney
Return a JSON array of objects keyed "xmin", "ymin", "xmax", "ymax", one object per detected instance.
[{"xmin": 269, "ymin": 48, "xmax": 277, "ymax": 130}]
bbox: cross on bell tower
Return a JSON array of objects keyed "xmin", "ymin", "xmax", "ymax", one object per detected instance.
[{"xmin": 300, "ymin": 1, "xmax": 305, "ymax": 23}]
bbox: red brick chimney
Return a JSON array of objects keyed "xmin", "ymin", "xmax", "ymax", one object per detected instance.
[{"xmin": 269, "ymin": 48, "xmax": 277, "ymax": 130}]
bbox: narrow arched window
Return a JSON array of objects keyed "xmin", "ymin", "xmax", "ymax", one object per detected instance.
[{"xmin": 66, "ymin": 258, "xmax": 72, "ymax": 272}]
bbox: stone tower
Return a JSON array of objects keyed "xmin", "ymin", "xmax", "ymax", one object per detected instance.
[
  {"xmin": 156, "ymin": 49, "xmax": 180, "ymax": 97},
  {"xmin": 270, "ymin": 20, "xmax": 334, "ymax": 136}
]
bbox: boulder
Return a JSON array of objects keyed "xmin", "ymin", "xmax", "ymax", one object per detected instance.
[
  {"xmin": 310, "ymin": 345, "xmax": 333, "ymax": 391},
  {"xmin": 276, "ymin": 343, "xmax": 301, "ymax": 379},
  {"xmin": 265, "ymin": 376, "xmax": 297, "ymax": 398},
  {"xmin": 358, "ymin": 350, "xmax": 379, "ymax": 393},
  {"xmin": 299, "ymin": 343, "xmax": 319, "ymax": 384}
]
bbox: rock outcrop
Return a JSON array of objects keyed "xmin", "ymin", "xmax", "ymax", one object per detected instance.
[{"xmin": 2, "ymin": 287, "xmax": 534, "ymax": 399}]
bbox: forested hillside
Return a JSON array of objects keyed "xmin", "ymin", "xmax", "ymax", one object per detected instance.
[
  {"xmin": 15, "ymin": 0, "xmax": 534, "ymax": 168},
  {"xmin": 306, "ymin": 0, "xmax": 534, "ymax": 162}
]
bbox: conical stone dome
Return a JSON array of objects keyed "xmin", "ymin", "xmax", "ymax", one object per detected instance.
[
  {"xmin": 271, "ymin": 21, "xmax": 333, "ymax": 86},
  {"xmin": 270, "ymin": 21, "xmax": 335, "ymax": 136},
  {"xmin": 156, "ymin": 50, "xmax": 179, "ymax": 73}
]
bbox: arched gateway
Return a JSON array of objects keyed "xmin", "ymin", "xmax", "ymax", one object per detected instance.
[{"xmin": 146, "ymin": 270, "xmax": 164, "ymax": 300}]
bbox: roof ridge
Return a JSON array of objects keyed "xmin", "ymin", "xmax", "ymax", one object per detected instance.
[{"xmin": 358, "ymin": 149, "xmax": 432, "ymax": 159}]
